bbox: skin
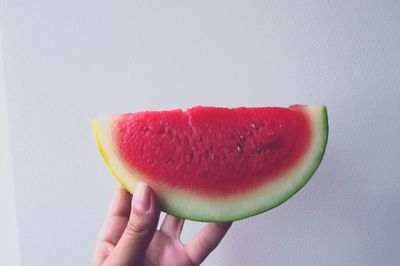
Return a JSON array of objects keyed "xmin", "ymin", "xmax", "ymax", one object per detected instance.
[{"xmin": 92, "ymin": 183, "xmax": 232, "ymax": 266}]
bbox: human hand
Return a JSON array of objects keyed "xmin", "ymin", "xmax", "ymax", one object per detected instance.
[{"xmin": 92, "ymin": 183, "xmax": 232, "ymax": 266}]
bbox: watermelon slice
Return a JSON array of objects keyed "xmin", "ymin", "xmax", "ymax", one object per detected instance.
[{"xmin": 93, "ymin": 105, "xmax": 328, "ymax": 222}]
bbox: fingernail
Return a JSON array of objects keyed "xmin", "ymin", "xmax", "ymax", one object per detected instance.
[{"xmin": 133, "ymin": 182, "xmax": 150, "ymax": 212}]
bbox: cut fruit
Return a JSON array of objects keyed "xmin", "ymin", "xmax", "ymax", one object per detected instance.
[{"xmin": 93, "ymin": 105, "xmax": 328, "ymax": 222}]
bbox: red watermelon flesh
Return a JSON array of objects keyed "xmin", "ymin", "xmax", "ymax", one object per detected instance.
[
  {"xmin": 93, "ymin": 105, "xmax": 328, "ymax": 221},
  {"xmin": 117, "ymin": 107, "xmax": 310, "ymax": 196}
]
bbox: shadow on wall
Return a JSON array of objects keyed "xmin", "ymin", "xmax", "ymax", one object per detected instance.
[{"xmin": 218, "ymin": 144, "xmax": 355, "ymax": 266}]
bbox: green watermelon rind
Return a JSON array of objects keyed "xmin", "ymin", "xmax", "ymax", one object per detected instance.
[{"xmin": 93, "ymin": 106, "xmax": 329, "ymax": 222}]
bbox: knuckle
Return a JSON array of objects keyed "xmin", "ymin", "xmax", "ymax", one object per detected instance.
[{"xmin": 125, "ymin": 219, "xmax": 150, "ymax": 237}]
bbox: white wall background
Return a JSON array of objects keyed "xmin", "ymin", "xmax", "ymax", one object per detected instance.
[
  {"xmin": 2, "ymin": 0, "xmax": 400, "ymax": 265},
  {"xmin": 0, "ymin": 28, "xmax": 21, "ymax": 266}
]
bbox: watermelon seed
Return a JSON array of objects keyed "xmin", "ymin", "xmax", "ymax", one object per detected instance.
[
  {"xmin": 239, "ymin": 135, "xmax": 246, "ymax": 142},
  {"xmin": 210, "ymin": 153, "xmax": 215, "ymax": 160},
  {"xmin": 256, "ymin": 146, "xmax": 261, "ymax": 153},
  {"xmin": 278, "ymin": 123, "xmax": 283, "ymax": 128},
  {"xmin": 143, "ymin": 126, "xmax": 150, "ymax": 133},
  {"xmin": 251, "ymin": 123, "xmax": 258, "ymax": 130},
  {"xmin": 237, "ymin": 144, "xmax": 243, "ymax": 153}
]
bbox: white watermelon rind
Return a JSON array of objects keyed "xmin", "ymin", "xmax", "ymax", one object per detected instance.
[{"xmin": 92, "ymin": 106, "xmax": 328, "ymax": 222}]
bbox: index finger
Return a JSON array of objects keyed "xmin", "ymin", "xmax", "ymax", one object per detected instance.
[
  {"xmin": 100, "ymin": 185, "xmax": 132, "ymax": 244},
  {"xmin": 92, "ymin": 186, "xmax": 132, "ymax": 265},
  {"xmin": 108, "ymin": 185, "xmax": 132, "ymax": 218}
]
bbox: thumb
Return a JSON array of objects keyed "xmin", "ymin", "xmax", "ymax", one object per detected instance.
[{"xmin": 104, "ymin": 182, "xmax": 160, "ymax": 266}]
